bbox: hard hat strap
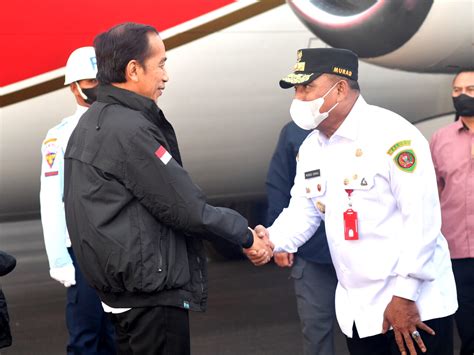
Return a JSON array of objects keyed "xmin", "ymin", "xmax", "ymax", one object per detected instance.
[{"xmin": 75, "ymin": 82, "xmax": 88, "ymax": 100}]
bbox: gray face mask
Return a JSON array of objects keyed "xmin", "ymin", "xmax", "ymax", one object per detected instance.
[{"xmin": 76, "ymin": 82, "xmax": 98, "ymax": 105}]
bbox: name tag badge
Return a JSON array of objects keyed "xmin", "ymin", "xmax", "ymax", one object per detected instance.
[
  {"xmin": 343, "ymin": 209, "xmax": 359, "ymax": 241},
  {"xmin": 305, "ymin": 169, "xmax": 320, "ymax": 179}
]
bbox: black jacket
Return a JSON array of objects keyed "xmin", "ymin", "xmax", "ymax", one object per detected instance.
[{"xmin": 64, "ymin": 85, "xmax": 251, "ymax": 311}]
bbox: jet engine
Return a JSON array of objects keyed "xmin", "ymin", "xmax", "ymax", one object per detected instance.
[{"xmin": 287, "ymin": 0, "xmax": 473, "ymax": 73}]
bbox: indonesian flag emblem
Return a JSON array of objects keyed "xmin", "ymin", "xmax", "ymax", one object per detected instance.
[{"xmin": 155, "ymin": 145, "xmax": 172, "ymax": 165}]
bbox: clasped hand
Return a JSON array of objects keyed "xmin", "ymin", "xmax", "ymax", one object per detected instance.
[{"xmin": 243, "ymin": 225, "xmax": 274, "ymax": 266}]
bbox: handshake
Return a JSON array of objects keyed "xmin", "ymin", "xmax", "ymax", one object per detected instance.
[{"xmin": 243, "ymin": 225, "xmax": 274, "ymax": 266}]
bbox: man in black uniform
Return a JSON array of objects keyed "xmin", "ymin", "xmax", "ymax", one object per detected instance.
[{"xmin": 64, "ymin": 22, "xmax": 271, "ymax": 355}]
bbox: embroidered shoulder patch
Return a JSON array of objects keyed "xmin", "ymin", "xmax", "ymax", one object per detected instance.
[
  {"xmin": 394, "ymin": 149, "xmax": 417, "ymax": 172},
  {"xmin": 43, "ymin": 138, "xmax": 58, "ymax": 168},
  {"xmin": 387, "ymin": 140, "xmax": 411, "ymax": 156}
]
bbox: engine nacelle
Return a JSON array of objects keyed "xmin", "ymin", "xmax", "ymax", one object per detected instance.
[{"xmin": 288, "ymin": 0, "xmax": 473, "ymax": 73}]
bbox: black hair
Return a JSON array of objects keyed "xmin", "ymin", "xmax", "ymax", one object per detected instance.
[
  {"xmin": 344, "ymin": 78, "xmax": 360, "ymax": 91},
  {"xmin": 94, "ymin": 22, "xmax": 159, "ymax": 85},
  {"xmin": 453, "ymin": 67, "xmax": 474, "ymax": 81}
]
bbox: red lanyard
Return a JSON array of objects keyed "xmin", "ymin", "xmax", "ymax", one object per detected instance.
[{"xmin": 343, "ymin": 189, "xmax": 358, "ymax": 240}]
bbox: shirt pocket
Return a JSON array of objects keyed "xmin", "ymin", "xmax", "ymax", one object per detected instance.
[{"xmin": 349, "ymin": 172, "xmax": 382, "ymax": 222}]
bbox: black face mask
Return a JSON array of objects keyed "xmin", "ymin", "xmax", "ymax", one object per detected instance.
[
  {"xmin": 81, "ymin": 86, "xmax": 98, "ymax": 105},
  {"xmin": 453, "ymin": 94, "xmax": 474, "ymax": 117}
]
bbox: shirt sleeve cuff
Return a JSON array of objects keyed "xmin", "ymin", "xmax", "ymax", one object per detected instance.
[
  {"xmin": 393, "ymin": 275, "xmax": 422, "ymax": 301},
  {"xmin": 267, "ymin": 226, "xmax": 297, "ymax": 254},
  {"xmin": 242, "ymin": 228, "xmax": 254, "ymax": 249}
]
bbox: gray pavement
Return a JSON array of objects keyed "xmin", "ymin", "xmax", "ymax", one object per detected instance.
[{"xmin": 0, "ymin": 220, "xmax": 460, "ymax": 354}]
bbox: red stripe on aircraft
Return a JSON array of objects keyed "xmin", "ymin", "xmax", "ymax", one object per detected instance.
[{"xmin": 1, "ymin": 0, "xmax": 235, "ymax": 87}]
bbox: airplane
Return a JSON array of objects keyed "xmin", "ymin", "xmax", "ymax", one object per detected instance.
[{"xmin": 0, "ymin": 0, "xmax": 472, "ymax": 226}]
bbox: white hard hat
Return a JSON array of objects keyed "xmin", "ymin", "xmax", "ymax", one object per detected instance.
[{"xmin": 64, "ymin": 46, "xmax": 97, "ymax": 85}]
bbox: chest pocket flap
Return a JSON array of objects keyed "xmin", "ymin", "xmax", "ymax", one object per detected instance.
[{"xmin": 346, "ymin": 173, "xmax": 374, "ymax": 191}]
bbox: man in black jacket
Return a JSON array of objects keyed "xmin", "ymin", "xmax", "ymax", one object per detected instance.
[{"xmin": 64, "ymin": 22, "xmax": 272, "ymax": 355}]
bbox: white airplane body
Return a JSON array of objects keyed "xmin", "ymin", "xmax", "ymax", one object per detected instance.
[{"xmin": 0, "ymin": 0, "xmax": 472, "ymax": 220}]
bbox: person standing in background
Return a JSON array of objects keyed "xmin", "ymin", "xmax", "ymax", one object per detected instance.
[
  {"xmin": 40, "ymin": 46, "xmax": 116, "ymax": 355},
  {"xmin": 430, "ymin": 68, "xmax": 474, "ymax": 355},
  {"xmin": 266, "ymin": 120, "xmax": 339, "ymax": 355}
]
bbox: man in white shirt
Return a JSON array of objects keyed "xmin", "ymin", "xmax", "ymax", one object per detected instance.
[
  {"xmin": 40, "ymin": 46, "xmax": 115, "ymax": 354},
  {"xmin": 252, "ymin": 48, "xmax": 457, "ymax": 355}
]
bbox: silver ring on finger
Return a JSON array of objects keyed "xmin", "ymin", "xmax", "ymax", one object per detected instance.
[{"xmin": 411, "ymin": 330, "xmax": 420, "ymax": 339}]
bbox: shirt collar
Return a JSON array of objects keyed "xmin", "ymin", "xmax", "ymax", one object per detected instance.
[
  {"xmin": 65, "ymin": 104, "xmax": 88, "ymax": 124},
  {"xmin": 97, "ymin": 84, "xmax": 168, "ymax": 128},
  {"xmin": 456, "ymin": 118, "xmax": 470, "ymax": 132},
  {"xmin": 331, "ymin": 94, "xmax": 367, "ymax": 141},
  {"xmin": 74, "ymin": 104, "xmax": 88, "ymax": 117}
]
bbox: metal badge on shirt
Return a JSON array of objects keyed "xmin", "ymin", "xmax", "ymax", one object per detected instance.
[{"xmin": 304, "ymin": 169, "xmax": 325, "ymax": 195}]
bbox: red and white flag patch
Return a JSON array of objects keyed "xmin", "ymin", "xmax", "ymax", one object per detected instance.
[{"xmin": 155, "ymin": 145, "xmax": 172, "ymax": 165}]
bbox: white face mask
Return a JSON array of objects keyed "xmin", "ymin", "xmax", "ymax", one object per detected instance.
[{"xmin": 290, "ymin": 81, "xmax": 340, "ymax": 130}]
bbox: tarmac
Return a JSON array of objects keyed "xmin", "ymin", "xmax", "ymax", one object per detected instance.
[{"xmin": 0, "ymin": 219, "xmax": 461, "ymax": 354}]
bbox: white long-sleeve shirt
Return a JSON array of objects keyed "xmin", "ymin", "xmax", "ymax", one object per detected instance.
[
  {"xmin": 269, "ymin": 96, "xmax": 457, "ymax": 338},
  {"xmin": 40, "ymin": 105, "xmax": 87, "ymax": 269}
]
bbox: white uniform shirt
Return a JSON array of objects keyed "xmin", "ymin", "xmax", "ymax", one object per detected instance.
[
  {"xmin": 40, "ymin": 105, "xmax": 87, "ymax": 269},
  {"xmin": 269, "ymin": 96, "xmax": 457, "ymax": 338}
]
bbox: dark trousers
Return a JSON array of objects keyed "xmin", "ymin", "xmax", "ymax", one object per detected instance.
[
  {"xmin": 452, "ymin": 258, "xmax": 474, "ymax": 355},
  {"xmin": 0, "ymin": 289, "xmax": 12, "ymax": 349},
  {"xmin": 292, "ymin": 257, "xmax": 339, "ymax": 355},
  {"xmin": 346, "ymin": 315, "xmax": 453, "ymax": 355},
  {"xmin": 108, "ymin": 306, "xmax": 190, "ymax": 355},
  {"xmin": 67, "ymin": 249, "xmax": 116, "ymax": 355}
]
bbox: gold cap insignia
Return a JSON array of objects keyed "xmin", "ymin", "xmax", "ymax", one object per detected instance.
[
  {"xmin": 293, "ymin": 62, "xmax": 305, "ymax": 72},
  {"xmin": 297, "ymin": 50, "xmax": 302, "ymax": 62}
]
